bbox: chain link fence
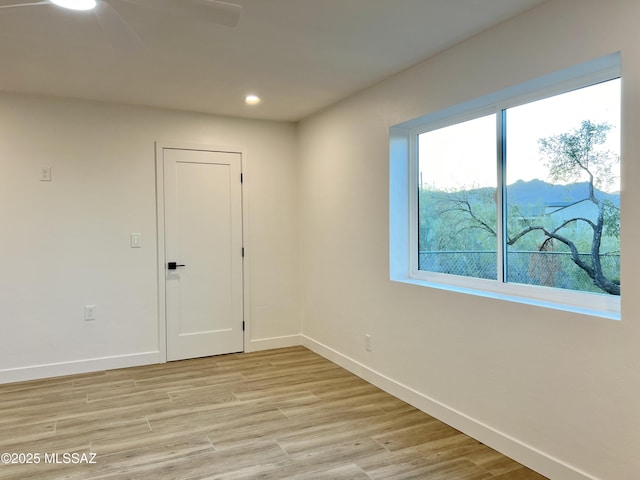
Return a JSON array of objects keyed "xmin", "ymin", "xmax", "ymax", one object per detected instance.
[{"xmin": 418, "ymin": 250, "xmax": 620, "ymax": 294}]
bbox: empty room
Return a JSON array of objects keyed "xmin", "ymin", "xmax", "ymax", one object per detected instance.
[{"xmin": 0, "ymin": 0, "xmax": 637, "ymax": 479}]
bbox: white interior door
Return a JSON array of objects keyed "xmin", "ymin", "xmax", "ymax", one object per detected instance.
[{"xmin": 163, "ymin": 147, "xmax": 244, "ymax": 361}]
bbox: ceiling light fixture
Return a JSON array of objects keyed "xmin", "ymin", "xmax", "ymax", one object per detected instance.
[
  {"xmin": 245, "ymin": 94, "xmax": 261, "ymax": 105},
  {"xmin": 50, "ymin": 0, "xmax": 97, "ymax": 11}
]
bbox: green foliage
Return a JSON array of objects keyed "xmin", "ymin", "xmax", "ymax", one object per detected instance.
[
  {"xmin": 538, "ymin": 120, "xmax": 619, "ymax": 192},
  {"xmin": 418, "ymin": 187, "xmax": 496, "ymax": 252},
  {"xmin": 603, "ymin": 199, "xmax": 620, "ymax": 242}
]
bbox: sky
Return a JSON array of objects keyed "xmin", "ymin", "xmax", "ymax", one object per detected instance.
[{"xmin": 418, "ymin": 78, "xmax": 621, "ymax": 193}]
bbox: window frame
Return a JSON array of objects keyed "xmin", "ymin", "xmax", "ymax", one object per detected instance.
[{"xmin": 390, "ymin": 53, "xmax": 621, "ymax": 319}]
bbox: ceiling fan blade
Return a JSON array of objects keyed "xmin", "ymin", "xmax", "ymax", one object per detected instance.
[
  {"xmin": 129, "ymin": 0, "xmax": 241, "ymax": 27},
  {"xmin": 96, "ymin": 0, "xmax": 144, "ymax": 54},
  {"xmin": 0, "ymin": 1, "xmax": 49, "ymax": 9}
]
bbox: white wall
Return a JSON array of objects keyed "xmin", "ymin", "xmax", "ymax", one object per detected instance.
[
  {"xmin": 298, "ymin": 1, "xmax": 640, "ymax": 479},
  {"xmin": 0, "ymin": 94, "xmax": 301, "ymax": 380}
]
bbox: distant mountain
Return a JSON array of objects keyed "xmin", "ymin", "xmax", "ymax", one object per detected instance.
[
  {"xmin": 506, "ymin": 179, "xmax": 619, "ymax": 207},
  {"xmin": 425, "ymin": 179, "xmax": 620, "ymax": 211}
]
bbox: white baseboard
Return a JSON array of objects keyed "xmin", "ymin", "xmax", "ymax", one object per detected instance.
[
  {"xmin": 0, "ymin": 351, "xmax": 162, "ymax": 384},
  {"xmin": 247, "ymin": 334, "xmax": 302, "ymax": 352},
  {"xmin": 301, "ymin": 334, "xmax": 597, "ymax": 480},
  {"xmin": 0, "ymin": 335, "xmax": 305, "ymax": 384}
]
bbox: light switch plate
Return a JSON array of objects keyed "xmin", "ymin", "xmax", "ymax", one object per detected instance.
[
  {"xmin": 131, "ymin": 233, "xmax": 141, "ymax": 248},
  {"xmin": 84, "ymin": 305, "xmax": 96, "ymax": 321},
  {"xmin": 39, "ymin": 166, "xmax": 52, "ymax": 181}
]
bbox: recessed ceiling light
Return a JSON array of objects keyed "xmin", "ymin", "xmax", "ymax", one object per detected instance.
[
  {"xmin": 245, "ymin": 94, "xmax": 261, "ymax": 105},
  {"xmin": 50, "ymin": 0, "xmax": 97, "ymax": 11}
]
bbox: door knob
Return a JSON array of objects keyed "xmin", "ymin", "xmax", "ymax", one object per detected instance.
[{"xmin": 167, "ymin": 262, "xmax": 186, "ymax": 270}]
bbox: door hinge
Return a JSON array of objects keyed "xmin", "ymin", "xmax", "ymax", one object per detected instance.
[
  {"xmin": 242, "ymin": 247, "xmax": 245, "ymax": 257},
  {"xmin": 240, "ymin": 173, "xmax": 243, "ymax": 183},
  {"xmin": 242, "ymin": 321, "xmax": 245, "ymax": 331}
]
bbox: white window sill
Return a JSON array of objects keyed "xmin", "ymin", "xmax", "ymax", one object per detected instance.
[{"xmin": 391, "ymin": 275, "xmax": 620, "ymax": 321}]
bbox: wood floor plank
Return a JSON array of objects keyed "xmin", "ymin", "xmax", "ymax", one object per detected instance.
[
  {"xmin": 372, "ymin": 420, "xmax": 460, "ymax": 451},
  {"xmin": 55, "ymin": 415, "xmax": 151, "ymax": 440},
  {"xmin": 491, "ymin": 467, "xmax": 550, "ymax": 480},
  {"xmin": 464, "ymin": 445, "xmax": 528, "ymax": 476},
  {"xmin": 276, "ymin": 408, "xmax": 437, "ymax": 455},
  {"xmin": 0, "ymin": 346, "xmax": 548, "ymax": 479},
  {"xmin": 75, "ymin": 436, "xmax": 215, "ymax": 479},
  {"xmin": 367, "ymin": 458, "xmax": 493, "ymax": 480},
  {"xmin": 166, "ymin": 385, "xmax": 238, "ymax": 407},
  {"xmin": 358, "ymin": 433, "xmax": 487, "ymax": 478}
]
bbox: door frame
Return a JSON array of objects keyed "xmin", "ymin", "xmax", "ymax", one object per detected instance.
[{"xmin": 155, "ymin": 141, "xmax": 250, "ymax": 363}]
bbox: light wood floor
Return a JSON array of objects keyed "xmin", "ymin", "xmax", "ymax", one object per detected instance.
[{"xmin": 0, "ymin": 346, "xmax": 548, "ymax": 479}]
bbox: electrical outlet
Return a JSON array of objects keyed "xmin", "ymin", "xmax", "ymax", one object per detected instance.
[
  {"xmin": 84, "ymin": 305, "xmax": 96, "ymax": 321},
  {"xmin": 365, "ymin": 334, "xmax": 372, "ymax": 352}
]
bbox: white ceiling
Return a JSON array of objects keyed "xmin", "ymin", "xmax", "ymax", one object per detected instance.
[{"xmin": 0, "ymin": 0, "xmax": 547, "ymax": 122}]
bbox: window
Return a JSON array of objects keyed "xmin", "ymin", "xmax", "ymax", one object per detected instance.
[
  {"xmin": 417, "ymin": 114, "xmax": 498, "ymax": 280},
  {"xmin": 390, "ymin": 54, "xmax": 621, "ymax": 318}
]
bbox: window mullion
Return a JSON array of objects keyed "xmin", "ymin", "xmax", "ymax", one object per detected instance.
[{"xmin": 496, "ymin": 110, "xmax": 507, "ymax": 283}]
